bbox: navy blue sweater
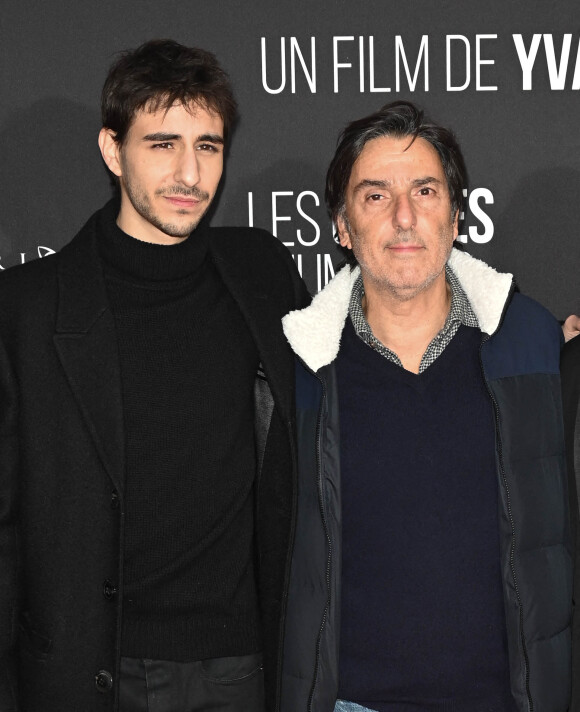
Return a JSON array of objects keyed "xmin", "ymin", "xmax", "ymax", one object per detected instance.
[{"xmin": 336, "ymin": 318, "xmax": 515, "ymax": 711}]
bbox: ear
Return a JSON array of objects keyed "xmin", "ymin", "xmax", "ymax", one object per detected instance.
[
  {"xmin": 336, "ymin": 213, "xmax": 353, "ymax": 250},
  {"xmin": 451, "ymin": 208, "xmax": 459, "ymax": 241},
  {"xmin": 98, "ymin": 128, "xmax": 123, "ymax": 178}
]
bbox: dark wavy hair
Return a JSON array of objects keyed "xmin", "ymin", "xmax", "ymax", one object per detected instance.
[
  {"xmin": 325, "ymin": 101, "xmax": 467, "ymax": 263},
  {"xmin": 101, "ymin": 39, "xmax": 237, "ymax": 144}
]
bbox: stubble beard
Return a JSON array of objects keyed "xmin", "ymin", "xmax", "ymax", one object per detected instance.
[
  {"xmin": 349, "ymin": 222, "xmax": 455, "ymax": 303},
  {"xmin": 123, "ymin": 178, "xmax": 212, "ymax": 239}
]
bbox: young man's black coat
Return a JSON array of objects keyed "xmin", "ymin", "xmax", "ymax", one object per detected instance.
[{"xmin": 0, "ymin": 206, "xmax": 310, "ymax": 712}]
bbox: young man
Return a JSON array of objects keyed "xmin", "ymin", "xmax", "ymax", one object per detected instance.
[
  {"xmin": 0, "ymin": 40, "xmax": 308, "ymax": 712},
  {"xmin": 281, "ymin": 101, "xmax": 574, "ymax": 712}
]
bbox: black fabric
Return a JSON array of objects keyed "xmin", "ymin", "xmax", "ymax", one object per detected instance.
[
  {"xmin": 118, "ymin": 653, "xmax": 265, "ymax": 712},
  {"xmin": 336, "ymin": 321, "xmax": 513, "ymax": 711},
  {"xmin": 282, "ymin": 360, "xmax": 341, "ymax": 712},
  {"xmin": 562, "ymin": 336, "xmax": 580, "ymax": 712},
  {"xmin": 485, "ymin": 371, "xmax": 572, "ymax": 711},
  {"xmin": 97, "ymin": 204, "xmax": 261, "ymax": 662},
  {"xmin": 97, "ymin": 200, "xmax": 211, "ymax": 283},
  {"xmin": 0, "ymin": 204, "xmax": 310, "ymax": 712}
]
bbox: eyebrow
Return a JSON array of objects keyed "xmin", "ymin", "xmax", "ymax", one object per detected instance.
[
  {"xmin": 412, "ymin": 176, "xmax": 443, "ymax": 187},
  {"xmin": 351, "ymin": 179, "xmax": 390, "ymax": 197},
  {"xmin": 352, "ymin": 176, "xmax": 443, "ymax": 194},
  {"xmin": 197, "ymin": 133, "xmax": 225, "ymax": 145},
  {"xmin": 142, "ymin": 132, "xmax": 224, "ymax": 144}
]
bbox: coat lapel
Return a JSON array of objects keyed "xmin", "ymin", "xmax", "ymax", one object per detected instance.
[{"xmin": 53, "ymin": 214, "xmax": 125, "ymax": 493}]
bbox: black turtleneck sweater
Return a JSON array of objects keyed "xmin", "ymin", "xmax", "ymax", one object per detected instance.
[{"xmin": 97, "ymin": 202, "xmax": 261, "ymax": 661}]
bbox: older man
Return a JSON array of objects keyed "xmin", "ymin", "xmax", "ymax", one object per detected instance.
[{"xmin": 281, "ymin": 101, "xmax": 574, "ymax": 712}]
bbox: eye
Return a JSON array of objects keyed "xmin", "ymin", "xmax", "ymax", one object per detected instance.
[
  {"xmin": 197, "ymin": 143, "xmax": 221, "ymax": 153},
  {"xmin": 417, "ymin": 186, "xmax": 434, "ymax": 196},
  {"xmin": 151, "ymin": 142, "xmax": 173, "ymax": 150},
  {"xmin": 367, "ymin": 193, "xmax": 383, "ymax": 201}
]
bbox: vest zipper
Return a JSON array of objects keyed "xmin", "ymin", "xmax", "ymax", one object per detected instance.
[{"xmin": 307, "ymin": 373, "xmax": 332, "ymax": 712}]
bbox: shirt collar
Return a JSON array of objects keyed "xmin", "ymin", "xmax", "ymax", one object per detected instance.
[{"xmin": 349, "ymin": 263, "xmax": 479, "ymax": 341}]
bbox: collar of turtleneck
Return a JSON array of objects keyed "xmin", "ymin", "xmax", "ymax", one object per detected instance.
[{"xmin": 97, "ymin": 198, "xmax": 210, "ymax": 284}]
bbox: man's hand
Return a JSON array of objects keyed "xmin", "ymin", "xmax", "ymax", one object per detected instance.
[{"xmin": 563, "ymin": 314, "xmax": 580, "ymax": 342}]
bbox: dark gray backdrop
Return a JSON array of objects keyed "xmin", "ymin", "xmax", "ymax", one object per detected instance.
[{"xmin": 1, "ymin": 0, "xmax": 579, "ymax": 318}]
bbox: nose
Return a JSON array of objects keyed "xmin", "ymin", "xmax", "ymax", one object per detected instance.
[
  {"xmin": 174, "ymin": 148, "xmax": 200, "ymax": 187},
  {"xmin": 392, "ymin": 193, "xmax": 416, "ymax": 231}
]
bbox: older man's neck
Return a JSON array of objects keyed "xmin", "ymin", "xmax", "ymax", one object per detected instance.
[{"xmin": 362, "ymin": 275, "xmax": 451, "ymax": 374}]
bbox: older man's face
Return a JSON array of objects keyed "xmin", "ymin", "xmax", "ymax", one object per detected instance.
[{"xmin": 337, "ymin": 135, "xmax": 458, "ymax": 302}]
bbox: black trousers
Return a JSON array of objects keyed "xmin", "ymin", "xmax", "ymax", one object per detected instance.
[{"xmin": 119, "ymin": 653, "xmax": 265, "ymax": 712}]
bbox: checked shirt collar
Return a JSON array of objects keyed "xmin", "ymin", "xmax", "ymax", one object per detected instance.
[{"xmin": 348, "ymin": 264, "xmax": 479, "ymax": 373}]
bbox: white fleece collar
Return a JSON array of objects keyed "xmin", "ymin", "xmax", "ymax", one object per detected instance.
[{"xmin": 282, "ymin": 247, "xmax": 513, "ymax": 372}]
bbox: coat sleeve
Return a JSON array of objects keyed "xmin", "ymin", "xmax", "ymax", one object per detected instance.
[
  {"xmin": 561, "ymin": 337, "xmax": 580, "ymax": 712},
  {"xmin": 0, "ymin": 333, "xmax": 20, "ymax": 710}
]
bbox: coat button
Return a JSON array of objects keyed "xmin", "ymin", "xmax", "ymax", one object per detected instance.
[
  {"xmin": 95, "ymin": 669, "xmax": 113, "ymax": 693},
  {"xmin": 110, "ymin": 490, "xmax": 119, "ymax": 509},
  {"xmin": 103, "ymin": 580, "xmax": 117, "ymax": 599}
]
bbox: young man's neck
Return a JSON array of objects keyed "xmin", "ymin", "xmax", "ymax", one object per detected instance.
[{"xmin": 116, "ymin": 210, "xmax": 189, "ymax": 246}]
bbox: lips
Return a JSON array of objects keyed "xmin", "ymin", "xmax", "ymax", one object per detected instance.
[
  {"xmin": 388, "ymin": 244, "xmax": 424, "ymax": 252},
  {"xmin": 164, "ymin": 196, "xmax": 199, "ymax": 208}
]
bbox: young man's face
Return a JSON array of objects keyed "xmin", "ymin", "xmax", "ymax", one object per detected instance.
[
  {"xmin": 99, "ymin": 102, "xmax": 224, "ymax": 244},
  {"xmin": 337, "ymin": 135, "xmax": 458, "ymax": 302}
]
